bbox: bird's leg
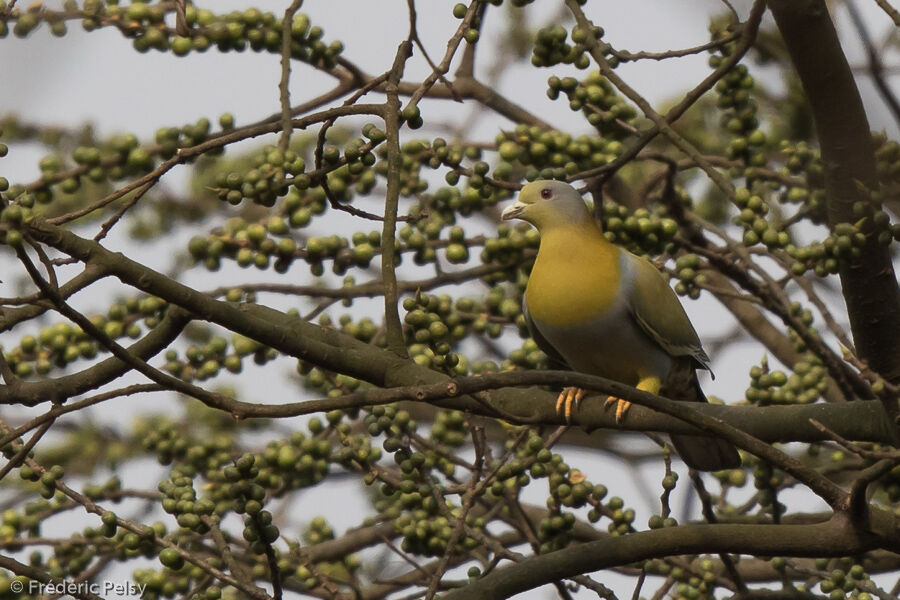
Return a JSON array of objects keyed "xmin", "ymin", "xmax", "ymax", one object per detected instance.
[
  {"xmin": 605, "ymin": 375, "xmax": 661, "ymax": 424},
  {"xmin": 555, "ymin": 387, "xmax": 585, "ymax": 423}
]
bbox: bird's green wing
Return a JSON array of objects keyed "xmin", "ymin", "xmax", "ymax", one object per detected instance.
[
  {"xmin": 626, "ymin": 253, "xmax": 712, "ymax": 373},
  {"xmin": 522, "ymin": 297, "xmax": 570, "ymax": 370}
]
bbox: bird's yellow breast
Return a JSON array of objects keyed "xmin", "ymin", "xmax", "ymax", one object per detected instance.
[{"xmin": 525, "ymin": 225, "xmax": 621, "ymax": 328}]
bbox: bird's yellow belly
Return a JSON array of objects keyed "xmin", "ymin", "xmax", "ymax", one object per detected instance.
[{"xmin": 524, "ymin": 231, "xmax": 620, "ymax": 329}]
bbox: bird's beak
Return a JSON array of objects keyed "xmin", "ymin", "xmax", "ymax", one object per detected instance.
[{"xmin": 501, "ymin": 201, "xmax": 527, "ymax": 221}]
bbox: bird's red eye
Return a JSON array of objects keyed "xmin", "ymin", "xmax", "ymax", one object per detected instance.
[{"xmin": 540, "ymin": 188, "xmax": 552, "ymax": 199}]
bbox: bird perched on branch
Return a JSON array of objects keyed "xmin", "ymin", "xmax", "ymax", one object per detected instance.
[{"xmin": 501, "ymin": 180, "xmax": 740, "ymax": 471}]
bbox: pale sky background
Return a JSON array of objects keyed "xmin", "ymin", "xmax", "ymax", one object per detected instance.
[{"xmin": 1, "ymin": 1, "xmax": 898, "ymax": 598}]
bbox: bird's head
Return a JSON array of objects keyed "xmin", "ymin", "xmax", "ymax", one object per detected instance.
[{"xmin": 501, "ymin": 180, "xmax": 593, "ymax": 230}]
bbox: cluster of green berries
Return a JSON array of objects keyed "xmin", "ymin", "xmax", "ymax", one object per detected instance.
[
  {"xmin": 133, "ymin": 556, "xmax": 222, "ymax": 600},
  {"xmin": 47, "ymin": 131, "xmax": 157, "ymax": 190},
  {"xmin": 432, "ymin": 139, "xmax": 506, "ymax": 205},
  {"xmin": 873, "ymin": 133, "xmax": 900, "ymax": 201},
  {"xmin": 0, "ymin": 509, "xmax": 27, "ymax": 542},
  {"xmin": 48, "ymin": 525, "xmax": 118, "ymax": 577},
  {"xmin": 474, "ymin": 433, "xmax": 613, "ymax": 548},
  {"xmin": 190, "ymin": 211, "xmax": 316, "ymax": 272},
  {"xmin": 745, "ymin": 338, "xmax": 827, "ymax": 406},
  {"xmin": 548, "ymin": 72, "xmax": 637, "ymax": 138},
  {"xmin": 374, "ymin": 451, "xmax": 445, "ymax": 515},
  {"xmin": 672, "ymin": 559, "xmax": 722, "ymax": 600},
  {"xmin": 443, "ymin": 226, "xmax": 470, "ymax": 264},
  {"xmin": 241, "ymin": 510, "xmax": 280, "ymax": 556},
  {"xmin": 671, "ymin": 253, "xmax": 708, "ymax": 300},
  {"xmin": 18, "ymin": 464, "xmax": 65, "ymax": 500},
  {"xmin": 320, "ymin": 140, "xmax": 378, "ymax": 200},
  {"xmin": 537, "ymin": 458, "xmax": 614, "ymax": 551},
  {"xmin": 496, "ymin": 122, "xmax": 625, "ymax": 181},
  {"xmin": 398, "ymin": 213, "xmax": 478, "ymax": 268},
  {"xmin": 210, "ymin": 146, "xmax": 305, "ymax": 208},
  {"xmin": 814, "ymin": 559, "xmax": 874, "ymax": 599},
  {"xmin": 3, "ymin": 297, "xmax": 163, "ymax": 379},
  {"xmin": 786, "ymin": 229, "xmax": 861, "ymax": 277},
  {"xmin": 162, "ymin": 332, "xmax": 274, "ymax": 382},
  {"xmin": 168, "ymin": 7, "xmax": 341, "ymax": 66},
  {"xmin": 712, "ymin": 464, "xmax": 748, "ymax": 488},
  {"xmin": 403, "ymin": 293, "xmax": 466, "ymax": 371},
  {"xmin": 80, "ymin": 475, "xmax": 123, "ymax": 501},
  {"xmin": 297, "ymin": 356, "xmax": 362, "ymax": 397},
  {"xmin": 141, "ymin": 419, "xmax": 190, "ymax": 465},
  {"xmin": 5, "ymin": 2, "xmax": 343, "ymax": 67},
  {"xmin": 395, "ymin": 509, "xmax": 482, "ymax": 557},
  {"xmin": 781, "ymin": 142, "xmax": 825, "ymax": 208},
  {"xmin": 373, "ymin": 138, "xmax": 432, "ymax": 197},
  {"xmin": 751, "ymin": 462, "xmax": 787, "ymax": 511},
  {"xmin": 417, "ymin": 146, "xmax": 508, "ymax": 217},
  {"xmin": 601, "ymin": 201, "xmax": 680, "ymax": 257},
  {"xmin": 481, "ymin": 284, "xmax": 525, "ymax": 333},
  {"xmin": 429, "ymin": 409, "xmax": 468, "ymax": 449},
  {"xmin": 306, "ymin": 230, "xmax": 385, "ymax": 276},
  {"xmin": 386, "ymin": 286, "xmax": 515, "ymax": 364},
  {"xmin": 0, "ymin": 117, "xmax": 235, "ymax": 227},
  {"xmin": 379, "ymin": 443, "xmax": 482, "ymax": 556},
  {"xmin": 641, "ymin": 559, "xmax": 719, "ymax": 596},
  {"xmin": 710, "ymin": 58, "xmax": 767, "ymax": 170},
  {"xmin": 292, "ymin": 517, "xmax": 360, "ymax": 588},
  {"xmin": 333, "ymin": 311, "xmax": 380, "ymax": 341},
  {"xmin": 731, "ymin": 188, "xmax": 790, "ymax": 251},
  {"xmin": 788, "ymin": 208, "xmax": 893, "ymax": 277},
  {"xmin": 0, "ymin": 185, "xmax": 34, "ymax": 248},
  {"xmin": 259, "ymin": 431, "xmax": 332, "ymax": 491},
  {"xmin": 155, "ymin": 117, "xmax": 218, "ymax": 157},
  {"xmin": 426, "ymin": 185, "xmax": 504, "ymax": 221},
  {"xmin": 531, "ymin": 24, "xmax": 606, "ymax": 70},
  {"xmin": 0, "ymin": 504, "xmax": 41, "ymax": 542},
  {"xmin": 480, "ymin": 223, "xmax": 539, "ymax": 271},
  {"xmin": 333, "ymin": 425, "xmax": 382, "ymax": 468},
  {"xmin": 506, "ymin": 338, "xmax": 546, "ymax": 370},
  {"xmin": 364, "ymin": 405, "xmax": 415, "ymax": 454},
  {"xmin": 158, "ymin": 475, "xmax": 213, "ymax": 534},
  {"xmin": 5, "ymin": 322, "xmax": 99, "ymax": 379}
]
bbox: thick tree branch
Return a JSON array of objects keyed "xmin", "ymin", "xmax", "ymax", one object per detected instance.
[
  {"xmin": 769, "ymin": 0, "xmax": 900, "ymax": 394},
  {"xmin": 18, "ymin": 221, "xmax": 900, "ymax": 455},
  {"xmin": 443, "ymin": 516, "xmax": 885, "ymax": 600},
  {"xmin": 0, "ymin": 307, "xmax": 190, "ymax": 406}
]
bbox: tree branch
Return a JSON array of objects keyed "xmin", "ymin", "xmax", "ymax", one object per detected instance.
[
  {"xmin": 382, "ymin": 41, "xmax": 413, "ymax": 356},
  {"xmin": 443, "ymin": 517, "xmax": 882, "ymax": 600},
  {"xmin": 769, "ymin": 0, "xmax": 900, "ymax": 396}
]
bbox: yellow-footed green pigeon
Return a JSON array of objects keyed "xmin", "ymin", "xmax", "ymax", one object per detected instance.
[{"xmin": 501, "ymin": 180, "xmax": 740, "ymax": 471}]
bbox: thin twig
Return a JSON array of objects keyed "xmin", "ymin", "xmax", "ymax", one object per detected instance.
[
  {"xmin": 0, "ymin": 419, "xmax": 55, "ymax": 482},
  {"xmin": 845, "ymin": 0, "xmax": 900, "ymax": 127},
  {"xmin": 279, "ymin": 0, "xmax": 305, "ymax": 150}
]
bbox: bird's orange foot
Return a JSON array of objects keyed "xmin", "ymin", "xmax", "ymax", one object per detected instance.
[
  {"xmin": 604, "ymin": 397, "xmax": 632, "ymax": 424},
  {"xmin": 555, "ymin": 387, "xmax": 585, "ymax": 423}
]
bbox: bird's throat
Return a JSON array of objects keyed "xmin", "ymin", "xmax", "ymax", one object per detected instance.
[{"xmin": 525, "ymin": 226, "xmax": 621, "ymax": 328}]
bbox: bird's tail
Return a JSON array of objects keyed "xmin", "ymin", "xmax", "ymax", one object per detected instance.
[
  {"xmin": 663, "ymin": 361, "xmax": 741, "ymax": 471},
  {"xmin": 670, "ymin": 433, "xmax": 741, "ymax": 471}
]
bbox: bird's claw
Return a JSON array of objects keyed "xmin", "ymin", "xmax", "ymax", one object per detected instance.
[
  {"xmin": 555, "ymin": 387, "xmax": 585, "ymax": 423},
  {"xmin": 604, "ymin": 397, "xmax": 632, "ymax": 424}
]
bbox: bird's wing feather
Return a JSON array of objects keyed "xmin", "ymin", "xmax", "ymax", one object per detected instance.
[
  {"xmin": 625, "ymin": 253, "xmax": 712, "ymax": 372},
  {"xmin": 522, "ymin": 296, "xmax": 570, "ymax": 370}
]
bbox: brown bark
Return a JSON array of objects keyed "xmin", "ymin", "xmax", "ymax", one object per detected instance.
[{"xmin": 769, "ymin": 0, "xmax": 900, "ymax": 391}]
